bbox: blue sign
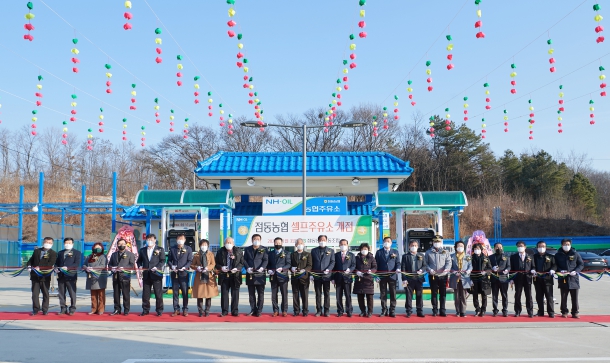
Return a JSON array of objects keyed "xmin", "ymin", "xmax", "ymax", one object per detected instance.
[{"xmin": 262, "ymin": 197, "xmax": 347, "ymax": 215}]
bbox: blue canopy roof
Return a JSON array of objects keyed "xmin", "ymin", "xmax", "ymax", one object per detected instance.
[{"xmin": 194, "ymin": 151, "xmax": 413, "ymax": 178}]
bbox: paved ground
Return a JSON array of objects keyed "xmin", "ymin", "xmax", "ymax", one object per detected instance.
[{"xmin": 1, "ymin": 275, "xmax": 610, "ymax": 363}]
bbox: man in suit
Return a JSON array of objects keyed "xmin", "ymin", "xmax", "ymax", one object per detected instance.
[
  {"xmin": 55, "ymin": 237, "xmax": 82, "ymax": 315},
  {"xmin": 333, "ymin": 238, "xmax": 356, "ymax": 317},
  {"xmin": 532, "ymin": 240, "xmax": 557, "ymax": 318},
  {"xmin": 215, "ymin": 237, "xmax": 244, "ymax": 317},
  {"xmin": 108, "ymin": 238, "xmax": 136, "ymax": 316},
  {"xmin": 168, "ymin": 233, "xmax": 193, "ymax": 317},
  {"xmin": 424, "ymin": 235, "xmax": 452, "ymax": 317},
  {"xmin": 510, "ymin": 240, "xmax": 535, "ymax": 317},
  {"xmin": 243, "ymin": 234, "xmax": 269, "ymax": 317},
  {"xmin": 375, "ymin": 236, "xmax": 400, "ymax": 317},
  {"xmin": 311, "ymin": 235, "xmax": 335, "ymax": 317},
  {"xmin": 489, "ymin": 242, "xmax": 511, "ymax": 317},
  {"xmin": 136, "ymin": 234, "xmax": 165, "ymax": 316},
  {"xmin": 291, "ymin": 238, "xmax": 312, "ymax": 317},
  {"xmin": 27, "ymin": 237, "xmax": 58, "ymax": 316},
  {"xmin": 267, "ymin": 237, "xmax": 292, "ymax": 317},
  {"xmin": 401, "ymin": 239, "xmax": 427, "ymax": 317},
  {"xmin": 555, "ymin": 239, "xmax": 585, "ymax": 319}
]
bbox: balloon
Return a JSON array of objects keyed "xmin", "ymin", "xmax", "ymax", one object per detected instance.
[
  {"xmin": 358, "ymin": 21, "xmax": 366, "ymax": 28},
  {"xmin": 475, "ymin": 20, "xmax": 482, "ymax": 28},
  {"xmin": 359, "ymin": 32, "xmax": 367, "ymax": 38},
  {"xmin": 238, "ymin": 43, "xmax": 244, "ymax": 49},
  {"xmin": 228, "ymin": 7, "xmax": 236, "ymax": 17},
  {"xmin": 124, "ymin": 12, "xmax": 132, "ymax": 20},
  {"xmin": 476, "ymin": 32, "xmax": 485, "ymax": 38},
  {"xmin": 155, "ymin": 38, "xmax": 162, "ymax": 44},
  {"xmin": 360, "ymin": 10, "xmax": 365, "ymax": 17},
  {"xmin": 227, "ymin": 20, "xmax": 236, "ymax": 27},
  {"xmin": 350, "ymin": 44, "xmax": 356, "ymax": 50},
  {"xmin": 228, "ymin": 30, "xmax": 235, "ymax": 37},
  {"xmin": 125, "ymin": 1, "xmax": 132, "ymax": 8},
  {"xmin": 123, "ymin": 23, "xmax": 132, "ymax": 30}
]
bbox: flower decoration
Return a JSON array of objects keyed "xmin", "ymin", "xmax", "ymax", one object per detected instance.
[{"xmin": 24, "ymin": 2, "xmax": 35, "ymax": 41}]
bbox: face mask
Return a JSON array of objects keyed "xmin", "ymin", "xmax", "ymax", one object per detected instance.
[
  {"xmin": 274, "ymin": 245, "xmax": 282, "ymax": 250},
  {"xmin": 93, "ymin": 247, "xmax": 102, "ymax": 253},
  {"xmin": 495, "ymin": 248, "xmax": 503, "ymax": 254},
  {"xmin": 200, "ymin": 246, "xmax": 208, "ymax": 252},
  {"xmin": 456, "ymin": 246, "xmax": 464, "ymax": 253},
  {"xmin": 43, "ymin": 243, "xmax": 53, "ymax": 250},
  {"xmin": 383, "ymin": 242, "xmax": 392, "ymax": 249},
  {"xmin": 517, "ymin": 247, "xmax": 525, "ymax": 253},
  {"xmin": 538, "ymin": 247, "xmax": 546, "ymax": 254},
  {"xmin": 225, "ymin": 244, "xmax": 233, "ymax": 250},
  {"xmin": 562, "ymin": 245, "xmax": 571, "ymax": 252},
  {"xmin": 410, "ymin": 246, "xmax": 418, "ymax": 253},
  {"xmin": 296, "ymin": 245, "xmax": 304, "ymax": 251},
  {"xmin": 474, "ymin": 249, "xmax": 481, "ymax": 255},
  {"xmin": 177, "ymin": 239, "xmax": 185, "ymax": 246},
  {"xmin": 319, "ymin": 241, "xmax": 326, "ymax": 248},
  {"xmin": 147, "ymin": 240, "xmax": 155, "ymax": 247},
  {"xmin": 252, "ymin": 240, "xmax": 261, "ymax": 247},
  {"xmin": 361, "ymin": 250, "xmax": 369, "ymax": 256},
  {"xmin": 64, "ymin": 244, "xmax": 73, "ymax": 250},
  {"xmin": 118, "ymin": 245, "xmax": 126, "ymax": 251},
  {"xmin": 340, "ymin": 245, "xmax": 348, "ymax": 252},
  {"xmin": 433, "ymin": 243, "xmax": 442, "ymax": 249}
]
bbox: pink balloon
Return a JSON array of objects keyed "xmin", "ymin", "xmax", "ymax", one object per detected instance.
[
  {"xmin": 123, "ymin": 23, "xmax": 132, "ymax": 30},
  {"xmin": 155, "ymin": 57, "xmax": 163, "ymax": 63},
  {"xmin": 156, "ymin": 48, "xmax": 162, "ymax": 54},
  {"xmin": 124, "ymin": 12, "xmax": 132, "ymax": 20}
]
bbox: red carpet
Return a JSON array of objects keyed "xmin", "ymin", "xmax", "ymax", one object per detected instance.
[{"xmin": 1, "ymin": 312, "xmax": 610, "ymax": 323}]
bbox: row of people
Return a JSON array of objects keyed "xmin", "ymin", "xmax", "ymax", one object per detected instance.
[{"xmin": 26, "ymin": 235, "xmax": 584, "ymax": 319}]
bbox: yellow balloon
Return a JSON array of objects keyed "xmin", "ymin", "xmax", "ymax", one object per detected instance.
[
  {"xmin": 429, "ymin": 122, "xmax": 435, "ymax": 126},
  {"xmin": 528, "ymin": 125, "xmax": 533, "ymax": 129},
  {"xmin": 70, "ymin": 102, "xmax": 77, "ymax": 107},
  {"xmin": 123, "ymin": 124, "xmax": 127, "ymax": 128},
  {"xmin": 558, "ymin": 116, "xmax": 563, "ymax": 121},
  {"xmin": 600, "ymin": 74, "xmax": 606, "ymax": 80},
  {"xmin": 208, "ymin": 98, "xmax": 213, "ymax": 103},
  {"xmin": 155, "ymin": 38, "xmax": 162, "ymax": 44},
  {"xmin": 485, "ymin": 90, "xmax": 490, "ymax": 95},
  {"xmin": 220, "ymin": 110, "xmax": 225, "ymax": 114},
  {"xmin": 131, "ymin": 91, "xmax": 136, "ymax": 96},
  {"xmin": 228, "ymin": 7, "xmax": 235, "ymax": 17},
  {"xmin": 590, "ymin": 106, "xmax": 595, "ymax": 111},
  {"xmin": 177, "ymin": 64, "xmax": 183, "ymax": 70},
  {"xmin": 595, "ymin": 14, "xmax": 603, "ymax": 22},
  {"xmin": 169, "ymin": 115, "xmax": 174, "ymax": 120},
  {"xmin": 243, "ymin": 67, "xmax": 249, "ymax": 73},
  {"xmin": 407, "ymin": 87, "xmax": 413, "ymax": 92},
  {"xmin": 548, "ymin": 48, "xmax": 554, "ymax": 54},
  {"xmin": 249, "ymin": 85, "xmax": 254, "ymax": 89},
  {"xmin": 106, "ymin": 72, "xmax": 112, "ymax": 78},
  {"xmin": 394, "ymin": 102, "xmax": 398, "ymax": 106},
  {"xmin": 559, "ymin": 92, "xmax": 564, "ymax": 97},
  {"xmin": 125, "ymin": 1, "xmax": 132, "ymax": 9},
  {"xmin": 228, "ymin": 119, "xmax": 233, "ymax": 123},
  {"xmin": 154, "ymin": 106, "xmax": 159, "ymax": 110},
  {"xmin": 463, "ymin": 103, "xmax": 469, "ymax": 108},
  {"xmin": 329, "ymin": 110, "xmax": 334, "ymax": 114},
  {"xmin": 426, "ymin": 69, "xmax": 432, "ymax": 75},
  {"xmin": 360, "ymin": 10, "xmax": 365, "ymax": 17},
  {"xmin": 141, "ymin": 131, "xmax": 146, "ymax": 135},
  {"xmin": 510, "ymin": 72, "xmax": 517, "ymax": 77},
  {"xmin": 99, "ymin": 115, "xmax": 104, "ymax": 119},
  {"xmin": 63, "ymin": 127, "xmax": 68, "ymax": 132},
  {"xmin": 383, "ymin": 113, "xmax": 388, "ymax": 117},
  {"xmin": 332, "ymin": 100, "xmax": 337, "ymax": 104},
  {"xmin": 36, "ymin": 84, "xmax": 42, "ymax": 89},
  {"xmin": 71, "ymin": 48, "xmax": 79, "ymax": 55},
  {"xmin": 31, "ymin": 117, "xmax": 37, "ymax": 122},
  {"xmin": 255, "ymin": 99, "xmax": 260, "ymax": 103},
  {"xmin": 88, "ymin": 134, "xmax": 93, "ymax": 139},
  {"xmin": 482, "ymin": 124, "xmax": 486, "ymax": 128},
  {"xmin": 477, "ymin": 9, "xmax": 482, "ymax": 18},
  {"xmin": 194, "ymin": 84, "xmax": 200, "ymax": 89},
  {"xmin": 183, "ymin": 124, "xmax": 188, "ymax": 129},
  {"xmin": 325, "ymin": 117, "xmax": 330, "ymax": 121},
  {"xmin": 336, "ymin": 86, "xmax": 341, "ymax": 91},
  {"xmin": 529, "ymin": 106, "xmax": 534, "ymax": 111},
  {"xmin": 260, "ymin": 116, "xmax": 264, "ymax": 121},
  {"xmin": 25, "ymin": 13, "xmax": 35, "ymax": 20},
  {"xmin": 343, "ymin": 68, "xmax": 349, "ymax": 74},
  {"xmin": 446, "ymin": 44, "xmax": 454, "ymax": 51},
  {"xmin": 350, "ymin": 44, "xmax": 356, "ymax": 50},
  {"xmin": 446, "ymin": 114, "xmax": 450, "ymax": 118},
  {"xmin": 238, "ymin": 43, "xmax": 244, "ymax": 49},
  {"xmin": 503, "ymin": 116, "xmax": 508, "ymax": 120}
]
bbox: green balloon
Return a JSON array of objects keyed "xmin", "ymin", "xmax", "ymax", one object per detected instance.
[
  {"xmin": 482, "ymin": 118, "xmax": 485, "ymax": 122},
  {"xmin": 229, "ymin": 114, "xmax": 233, "ymax": 117},
  {"xmin": 528, "ymin": 99, "xmax": 532, "ymax": 103},
  {"xmin": 336, "ymin": 79, "xmax": 341, "ymax": 84},
  {"xmin": 463, "ymin": 96, "xmax": 468, "ymax": 101},
  {"xmin": 62, "ymin": 121, "xmax": 67, "ymax": 125},
  {"xmin": 100, "ymin": 107, "xmax": 104, "ymax": 112},
  {"xmin": 219, "ymin": 103, "xmax": 223, "ymax": 107},
  {"xmin": 27, "ymin": 2, "xmax": 33, "ymax": 10},
  {"xmin": 208, "ymin": 92, "xmax": 212, "ymax": 96},
  {"xmin": 547, "ymin": 39, "xmax": 552, "ymax": 45},
  {"xmin": 154, "ymin": 98, "xmax": 158, "ymax": 103},
  {"xmin": 249, "ymin": 77, "xmax": 253, "ymax": 82},
  {"xmin": 475, "ymin": 0, "xmax": 481, "ymax": 4},
  {"xmin": 394, "ymin": 95, "xmax": 399, "ymax": 100},
  {"xmin": 227, "ymin": 0, "xmax": 235, "ymax": 4},
  {"xmin": 349, "ymin": 34, "xmax": 355, "ymax": 40},
  {"xmin": 600, "ymin": 66, "xmax": 605, "ymax": 71},
  {"xmin": 590, "ymin": 99, "xmax": 595, "ymax": 104},
  {"xmin": 332, "ymin": 93, "xmax": 337, "ymax": 97},
  {"xmin": 343, "ymin": 60, "xmax": 348, "ymax": 65},
  {"xmin": 254, "ymin": 92, "xmax": 258, "ymax": 96},
  {"xmin": 104, "ymin": 64, "xmax": 111, "ymax": 69},
  {"xmin": 71, "ymin": 94, "xmax": 77, "ymax": 99},
  {"xmin": 72, "ymin": 38, "xmax": 78, "ymax": 44},
  {"xmin": 503, "ymin": 109, "xmax": 507, "ymax": 114},
  {"xmin": 594, "ymin": 4, "xmax": 600, "ymax": 11},
  {"xmin": 32, "ymin": 110, "xmax": 37, "ymax": 114},
  {"xmin": 88, "ymin": 128, "xmax": 92, "ymax": 132},
  {"xmin": 237, "ymin": 33, "xmax": 242, "ymax": 40},
  {"xmin": 425, "ymin": 60, "xmax": 431, "ymax": 66},
  {"xmin": 171, "ymin": 109, "xmax": 174, "ymax": 113},
  {"xmin": 510, "ymin": 63, "xmax": 516, "ymax": 69},
  {"xmin": 177, "ymin": 55, "xmax": 182, "ymax": 60},
  {"xmin": 483, "ymin": 82, "xmax": 489, "ymax": 87},
  {"xmin": 37, "ymin": 75, "xmax": 43, "ymax": 81},
  {"xmin": 194, "ymin": 76, "xmax": 200, "ymax": 81},
  {"xmin": 260, "ymin": 110, "xmax": 264, "ymax": 114},
  {"xmin": 122, "ymin": 118, "xmax": 127, "ymax": 122},
  {"xmin": 444, "ymin": 108, "xmax": 449, "ymax": 112},
  {"xmin": 359, "ymin": 0, "xmax": 366, "ymax": 5},
  {"xmin": 131, "ymin": 84, "xmax": 136, "ymax": 88},
  {"xmin": 243, "ymin": 59, "xmax": 248, "ymax": 63},
  {"xmin": 446, "ymin": 35, "xmax": 452, "ymax": 41},
  {"xmin": 559, "ymin": 85, "xmax": 563, "ymax": 89},
  {"xmin": 155, "ymin": 28, "xmax": 162, "ymax": 35},
  {"xmin": 383, "ymin": 107, "xmax": 387, "ymax": 110},
  {"xmin": 184, "ymin": 118, "xmax": 189, "ymax": 122},
  {"xmin": 372, "ymin": 116, "xmax": 377, "ymax": 120},
  {"xmin": 407, "ymin": 80, "xmax": 412, "ymax": 85}
]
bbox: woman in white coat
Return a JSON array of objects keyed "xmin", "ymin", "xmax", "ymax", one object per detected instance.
[{"xmin": 449, "ymin": 240, "xmax": 472, "ymax": 317}]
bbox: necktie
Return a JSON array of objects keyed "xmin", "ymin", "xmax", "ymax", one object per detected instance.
[
  {"xmin": 342, "ymin": 253, "xmax": 345, "ymax": 262},
  {"xmin": 227, "ymin": 251, "xmax": 232, "ymax": 269}
]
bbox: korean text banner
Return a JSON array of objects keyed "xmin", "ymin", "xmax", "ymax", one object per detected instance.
[
  {"xmin": 232, "ymin": 215, "xmax": 372, "ymax": 247},
  {"xmin": 262, "ymin": 197, "xmax": 347, "ymax": 215}
]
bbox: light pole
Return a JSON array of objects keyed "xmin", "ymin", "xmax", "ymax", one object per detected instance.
[{"xmin": 240, "ymin": 120, "xmax": 365, "ymax": 215}]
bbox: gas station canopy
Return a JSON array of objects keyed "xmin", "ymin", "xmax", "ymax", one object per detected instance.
[
  {"xmin": 373, "ymin": 191, "xmax": 468, "ymax": 211},
  {"xmin": 134, "ymin": 189, "xmax": 235, "ymax": 208}
]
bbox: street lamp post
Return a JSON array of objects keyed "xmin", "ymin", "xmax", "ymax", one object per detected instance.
[{"xmin": 241, "ymin": 120, "xmax": 365, "ymax": 215}]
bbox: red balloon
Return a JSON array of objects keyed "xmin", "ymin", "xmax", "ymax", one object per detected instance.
[
  {"xmin": 70, "ymin": 117, "xmax": 76, "ymax": 122},
  {"xmin": 447, "ymin": 54, "xmax": 453, "ymax": 60},
  {"xmin": 464, "ymin": 117, "xmax": 468, "ymax": 121},
  {"xmin": 597, "ymin": 36, "xmax": 605, "ymax": 43},
  {"xmin": 602, "ymin": 91, "xmax": 607, "ymax": 97},
  {"xmin": 243, "ymin": 83, "xmax": 249, "ymax": 88},
  {"xmin": 590, "ymin": 113, "xmax": 595, "ymax": 118},
  {"xmin": 156, "ymin": 48, "xmax": 162, "ymax": 54},
  {"xmin": 124, "ymin": 12, "xmax": 132, "ymax": 20},
  {"xmin": 228, "ymin": 30, "xmax": 235, "ymax": 38},
  {"xmin": 337, "ymin": 101, "xmax": 342, "ymax": 106},
  {"xmin": 411, "ymin": 101, "xmax": 416, "ymax": 106},
  {"xmin": 504, "ymin": 128, "xmax": 509, "ymax": 132},
  {"xmin": 106, "ymin": 89, "xmax": 112, "ymax": 93},
  {"xmin": 590, "ymin": 120, "xmax": 596, "ymax": 125},
  {"xmin": 558, "ymin": 129, "xmax": 563, "ymax": 133},
  {"xmin": 177, "ymin": 72, "xmax": 182, "ymax": 77},
  {"xmin": 481, "ymin": 129, "xmax": 487, "ymax": 133},
  {"xmin": 209, "ymin": 105, "xmax": 213, "ymax": 110},
  {"xmin": 72, "ymin": 67, "xmax": 78, "ymax": 73},
  {"xmin": 337, "ymin": 94, "xmax": 341, "ymax": 99},
  {"xmin": 550, "ymin": 67, "xmax": 556, "ymax": 73},
  {"xmin": 71, "ymin": 110, "xmax": 77, "ymax": 115},
  {"xmin": 169, "ymin": 128, "xmax": 174, "ymax": 132},
  {"xmin": 71, "ymin": 58, "xmax": 79, "ymax": 63},
  {"xmin": 156, "ymin": 119, "xmax": 161, "ymax": 123},
  {"xmin": 485, "ymin": 105, "xmax": 491, "ymax": 110},
  {"xmin": 596, "ymin": 25, "xmax": 604, "ymax": 33},
  {"xmin": 384, "ymin": 125, "xmax": 389, "ymax": 129},
  {"xmin": 248, "ymin": 92, "xmax": 254, "ymax": 97},
  {"xmin": 349, "ymin": 62, "xmax": 357, "ymax": 69},
  {"xmin": 24, "ymin": 23, "xmax": 34, "ymax": 31},
  {"xmin": 177, "ymin": 80, "xmax": 182, "ymax": 86},
  {"xmin": 350, "ymin": 53, "xmax": 356, "ymax": 60},
  {"xmin": 447, "ymin": 64, "xmax": 454, "ymax": 70},
  {"xmin": 408, "ymin": 95, "xmax": 413, "ymax": 99},
  {"xmin": 485, "ymin": 98, "xmax": 490, "ymax": 102},
  {"xmin": 194, "ymin": 91, "xmax": 199, "ymax": 96},
  {"xmin": 601, "ymin": 83, "xmax": 607, "ymax": 88},
  {"xmin": 208, "ymin": 112, "xmax": 213, "ymax": 117},
  {"xmin": 228, "ymin": 130, "xmax": 233, "ymax": 135},
  {"xmin": 194, "ymin": 99, "xmax": 200, "ymax": 104},
  {"xmin": 558, "ymin": 99, "xmax": 564, "ymax": 104},
  {"xmin": 510, "ymin": 89, "xmax": 517, "ymax": 94},
  {"xmin": 558, "ymin": 123, "xmax": 562, "ymax": 127},
  {"xmin": 394, "ymin": 115, "xmax": 399, "ymax": 120},
  {"xmin": 559, "ymin": 107, "xmax": 564, "ymax": 112},
  {"xmin": 504, "ymin": 122, "xmax": 508, "ymax": 126},
  {"xmin": 237, "ymin": 52, "xmax": 244, "ymax": 59},
  {"xmin": 511, "ymin": 80, "xmax": 516, "ymax": 85},
  {"xmin": 464, "ymin": 110, "xmax": 468, "ymax": 114},
  {"xmin": 236, "ymin": 61, "xmax": 243, "ymax": 68},
  {"xmin": 426, "ymin": 77, "xmax": 432, "ymax": 83},
  {"xmin": 359, "ymin": 31, "xmax": 367, "ymax": 38},
  {"xmin": 155, "ymin": 57, "xmax": 162, "ymax": 63},
  {"xmin": 130, "ymin": 106, "xmax": 136, "ymax": 110},
  {"xmin": 62, "ymin": 139, "xmax": 68, "ymax": 145},
  {"xmin": 344, "ymin": 85, "xmax": 349, "ymax": 90},
  {"xmin": 343, "ymin": 76, "xmax": 348, "ymax": 82},
  {"xmin": 358, "ymin": 21, "xmax": 366, "ymax": 28},
  {"xmin": 475, "ymin": 31, "xmax": 485, "ymax": 38},
  {"xmin": 248, "ymin": 100, "xmax": 254, "ymax": 104},
  {"xmin": 220, "ymin": 122, "xmax": 225, "ymax": 127},
  {"xmin": 23, "ymin": 34, "xmax": 33, "ymax": 41},
  {"xmin": 123, "ymin": 23, "xmax": 132, "ymax": 30},
  {"xmin": 549, "ymin": 58, "xmax": 555, "ymax": 64},
  {"xmin": 227, "ymin": 20, "xmax": 236, "ymax": 27},
  {"xmin": 36, "ymin": 101, "xmax": 41, "ymax": 106},
  {"xmin": 427, "ymin": 86, "xmax": 433, "ymax": 92},
  {"xmin": 99, "ymin": 128, "xmax": 104, "ymax": 132},
  {"xmin": 474, "ymin": 20, "xmax": 482, "ymax": 28}
]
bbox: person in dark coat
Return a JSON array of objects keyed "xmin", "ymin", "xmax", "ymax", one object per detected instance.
[
  {"xmin": 215, "ymin": 237, "xmax": 244, "ymax": 317},
  {"xmin": 532, "ymin": 240, "xmax": 557, "ymax": 318},
  {"xmin": 509, "ymin": 240, "xmax": 536, "ymax": 317},
  {"xmin": 243, "ymin": 234, "xmax": 268, "ymax": 317},
  {"xmin": 108, "ymin": 238, "xmax": 136, "ymax": 316},
  {"xmin": 375, "ymin": 236, "xmax": 400, "ymax": 317},
  {"xmin": 310, "ymin": 235, "xmax": 335, "ymax": 317},
  {"xmin": 136, "ymin": 234, "xmax": 166, "ymax": 316},
  {"xmin": 83, "ymin": 242, "xmax": 108, "ymax": 315},
  {"xmin": 54, "ymin": 237, "xmax": 82, "ymax": 315},
  {"xmin": 27, "ymin": 237, "xmax": 58, "ymax": 316},
  {"xmin": 168, "ymin": 234, "xmax": 194, "ymax": 316},
  {"xmin": 554, "ymin": 239, "xmax": 584, "ymax": 319},
  {"xmin": 290, "ymin": 238, "xmax": 312, "ymax": 316},
  {"xmin": 353, "ymin": 243, "xmax": 377, "ymax": 317},
  {"xmin": 267, "ymin": 237, "xmax": 292, "ymax": 317},
  {"xmin": 333, "ymin": 238, "xmax": 356, "ymax": 317},
  {"xmin": 424, "ymin": 235, "xmax": 452, "ymax": 317},
  {"xmin": 401, "ymin": 239, "xmax": 427, "ymax": 318},
  {"xmin": 470, "ymin": 243, "xmax": 493, "ymax": 317},
  {"xmin": 489, "ymin": 242, "xmax": 511, "ymax": 317}
]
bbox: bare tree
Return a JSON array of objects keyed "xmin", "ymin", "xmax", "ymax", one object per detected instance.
[{"xmin": 221, "ymin": 116, "xmax": 273, "ymax": 152}]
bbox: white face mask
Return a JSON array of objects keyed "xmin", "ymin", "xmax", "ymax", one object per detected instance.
[
  {"xmin": 225, "ymin": 244, "xmax": 233, "ymax": 250},
  {"xmin": 361, "ymin": 250, "xmax": 369, "ymax": 256},
  {"xmin": 147, "ymin": 240, "xmax": 156, "ymax": 247},
  {"xmin": 252, "ymin": 240, "xmax": 260, "ymax": 247},
  {"xmin": 200, "ymin": 246, "xmax": 208, "ymax": 252},
  {"xmin": 177, "ymin": 239, "xmax": 185, "ymax": 246},
  {"xmin": 296, "ymin": 244, "xmax": 304, "ymax": 251},
  {"xmin": 538, "ymin": 247, "xmax": 546, "ymax": 254},
  {"xmin": 43, "ymin": 243, "xmax": 53, "ymax": 250},
  {"xmin": 64, "ymin": 244, "xmax": 73, "ymax": 250},
  {"xmin": 433, "ymin": 243, "xmax": 442, "ymax": 249},
  {"xmin": 473, "ymin": 249, "xmax": 481, "ymax": 255},
  {"xmin": 383, "ymin": 242, "xmax": 392, "ymax": 249},
  {"xmin": 456, "ymin": 246, "xmax": 464, "ymax": 253},
  {"xmin": 562, "ymin": 245, "xmax": 571, "ymax": 252},
  {"xmin": 340, "ymin": 245, "xmax": 348, "ymax": 252},
  {"xmin": 410, "ymin": 246, "xmax": 418, "ymax": 253},
  {"xmin": 517, "ymin": 247, "xmax": 525, "ymax": 253}
]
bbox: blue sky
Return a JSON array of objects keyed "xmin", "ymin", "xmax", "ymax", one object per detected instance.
[{"xmin": 1, "ymin": 1, "xmax": 610, "ymax": 170}]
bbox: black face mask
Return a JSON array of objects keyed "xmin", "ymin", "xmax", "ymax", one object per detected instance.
[
  {"xmin": 118, "ymin": 245, "xmax": 126, "ymax": 251},
  {"xmin": 495, "ymin": 248, "xmax": 502, "ymax": 254},
  {"xmin": 93, "ymin": 248, "xmax": 102, "ymax": 253},
  {"xmin": 274, "ymin": 245, "xmax": 282, "ymax": 250}
]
